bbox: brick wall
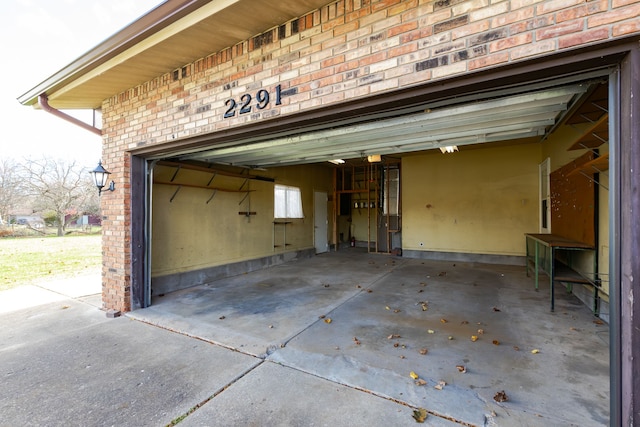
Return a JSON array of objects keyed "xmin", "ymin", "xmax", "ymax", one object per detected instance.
[{"xmin": 100, "ymin": 0, "xmax": 640, "ymax": 311}]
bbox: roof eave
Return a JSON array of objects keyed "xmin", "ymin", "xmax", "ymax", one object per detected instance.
[{"xmin": 17, "ymin": 0, "xmax": 207, "ymax": 107}]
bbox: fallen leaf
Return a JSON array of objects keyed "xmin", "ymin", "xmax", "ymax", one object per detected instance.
[
  {"xmin": 418, "ymin": 289, "xmax": 424, "ymax": 293},
  {"xmin": 394, "ymin": 343, "xmax": 400, "ymax": 348},
  {"xmin": 494, "ymin": 390, "xmax": 509, "ymax": 402},
  {"xmin": 593, "ymin": 319, "xmax": 604, "ymax": 325},
  {"xmin": 448, "ymin": 336, "xmax": 454, "ymax": 340},
  {"xmin": 400, "ymin": 355, "xmax": 406, "ymax": 359},
  {"xmin": 219, "ymin": 316, "xmax": 226, "ymax": 320},
  {"xmin": 323, "ymin": 284, "xmax": 330, "ymax": 288},
  {"xmin": 461, "ymin": 320, "xmax": 469, "ymax": 325},
  {"xmin": 353, "ymin": 337, "xmax": 361, "ymax": 345},
  {"xmin": 477, "ymin": 329, "xmax": 484, "ymax": 335},
  {"xmin": 456, "ymin": 365, "xmax": 467, "ymax": 373},
  {"xmin": 419, "ymin": 348, "xmax": 428, "ymax": 355},
  {"xmin": 427, "ymin": 329, "xmax": 435, "ymax": 334},
  {"xmin": 269, "ymin": 325, "xmax": 274, "ymax": 329},
  {"xmin": 394, "ymin": 309, "xmax": 401, "ymax": 313},
  {"xmin": 438, "ymin": 271, "xmax": 447, "ymax": 276},
  {"xmin": 531, "ymin": 349, "xmax": 540, "ymax": 354},
  {"xmin": 513, "ymin": 346, "xmax": 520, "ymax": 351},
  {"xmin": 412, "ymin": 408, "xmax": 428, "ymax": 423},
  {"xmin": 388, "ymin": 334, "xmax": 401, "ymax": 339},
  {"xmin": 367, "ymin": 289, "xmax": 373, "ymax": 293},
  {"xmin": 415, "ymin": 379, "xmax": 428, "ymax": 386},
  {"xmin": 61, "ymin": 305, "xmax": 70, "ymax": 310},
  {"xmin": 492, "ymin": 307, "xmax": 501, "ymax": 312},
  {"xmin": 410, "ymin": 371, "xmax": 419, "ymax": 380},
  {"xmin": 356, "ymin": 284, "xmax": 362, "ymax": 288},
  {"xmin": 420, "ymin": 282, "xmax": 427, "ymax": 287},
  {"xmin": 319, "ymin": 315, "xmax": 326, "ymax": 319},
  {"xmin": 471, "ymin": 335, "xmax": 478, "ymax": 342},
  {"xmin": 440, "ymin": 318, "xmax": 448, "ymax": 323},
  {"xmin": 492, "ymin": 340, "xmax": 500, "ymax": 345},
  {"xmin": 434, "ymin": 380, "xmax": 446, "ymax": 390},
  {"xmin": 324, "ymin": 318, "xmax": 332, "ymax": 324},
  {"xmin": 386, "ymin": 306, "xmax": 391, "ymax": 310}
]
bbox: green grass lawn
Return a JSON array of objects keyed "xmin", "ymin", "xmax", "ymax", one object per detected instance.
[{"xmin": 0, "ymin": 234, "xmax": 101, "ymax": 291}]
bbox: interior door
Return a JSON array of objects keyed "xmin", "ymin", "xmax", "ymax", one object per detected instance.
[{"xmin": 314, "ymin": 191, "xmax": 328, "ymax": 253}]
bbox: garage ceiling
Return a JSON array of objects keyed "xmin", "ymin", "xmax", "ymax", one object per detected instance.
[{"xmin": 179, "ymin": 82, "xmax": 591, "ymax": 168}]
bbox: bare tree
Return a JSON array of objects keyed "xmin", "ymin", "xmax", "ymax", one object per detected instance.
[
  {"xmin": 21, "ymin": 157, "xmax": 93, "ymax": 236},
  {"xmin": 0, "ymin": 157, "xmax": 24, "ymax": 225}
]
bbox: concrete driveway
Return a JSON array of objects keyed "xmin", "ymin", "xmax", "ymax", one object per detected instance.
[{"xmin": 0, "ymin": 251, "xmax": 609, "ymax": 426}]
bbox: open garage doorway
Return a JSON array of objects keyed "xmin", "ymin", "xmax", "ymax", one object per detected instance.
[
  {"xmin": 134, "ymin": 70, "xmax": 613, "ymax": 314},
  {"xmin": 125, "ymin": 54, "xmax": 624, "ymax": 425}
]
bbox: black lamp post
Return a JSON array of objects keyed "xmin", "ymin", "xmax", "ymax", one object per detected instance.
[{"xmin": 90, "ymin": 160, "xmax": 115, "ymax": 196}]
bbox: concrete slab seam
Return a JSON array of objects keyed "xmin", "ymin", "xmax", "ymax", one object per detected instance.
[
  {"xmin": 263, "ymin": 261, "xmax": 411, "ymax": 356},
  {"xmin": 166, "ymin": 360, "xmax": 266, "ymax": 426},
  {"xmin": 263, "ymin": 360, "xmax": 475, "ymax": 427},
  {"xmin": 31, "ymin": 282, "xmax": 100, "ymax": 300},
  {"xmin": 125, "ymin": 313, "xmax": 263, "ymax": 359}
]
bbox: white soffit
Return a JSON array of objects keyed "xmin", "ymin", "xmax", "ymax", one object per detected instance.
[{"xmin": 180, "ymin": 83, "xmax": 590, "ymax": 167}]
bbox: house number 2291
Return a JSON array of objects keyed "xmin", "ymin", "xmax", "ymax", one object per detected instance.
[{"xmin": 224, "ymin": 84, "xmax": 282, "ymax": 118}]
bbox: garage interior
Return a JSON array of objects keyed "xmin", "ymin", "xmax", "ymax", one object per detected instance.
[
  {"xmin": 147, "ymin": 73, "xmax": 610, "ymax": 314},
  {"xmin": 132, "ymin": 72, "xmax": 611, "ymax": 425}
]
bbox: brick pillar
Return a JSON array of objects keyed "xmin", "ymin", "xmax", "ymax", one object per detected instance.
[{"xmin": 101, "ymin": 153, "xmax": 132, "ymax": 313}]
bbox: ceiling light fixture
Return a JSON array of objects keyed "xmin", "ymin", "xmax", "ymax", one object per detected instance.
[
  {"xmin": 329, "ymin": 159, "xmax": 346, "ymax": 165},
  {"xmin": 439, "ymin": 146, "xmax": 458, "ymax": 154}
]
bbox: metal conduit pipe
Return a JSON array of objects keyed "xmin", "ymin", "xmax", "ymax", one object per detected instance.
[{"xmin": 38, "ymin": 94, "xmax": 102, "ymax": 136}]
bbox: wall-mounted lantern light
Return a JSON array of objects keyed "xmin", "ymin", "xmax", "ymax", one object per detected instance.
[{"xmin": 90, "ymin": 160, "xmax": 115, "ymax": 196}]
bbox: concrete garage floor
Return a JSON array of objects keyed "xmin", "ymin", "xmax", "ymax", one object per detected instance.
[{"xmin": 131, "ymin": 250, "xmax": 610, "ymax": 426}]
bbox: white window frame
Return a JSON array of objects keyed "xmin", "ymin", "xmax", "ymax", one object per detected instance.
[{"xmin": 274, "ymin": 184, "xmax": 304, "ymax": 219}]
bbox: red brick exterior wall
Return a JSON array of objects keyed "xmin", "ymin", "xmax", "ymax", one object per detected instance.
[{"xmin": 100, "ymin": 0, "xmax": 640, "ymax": 312}]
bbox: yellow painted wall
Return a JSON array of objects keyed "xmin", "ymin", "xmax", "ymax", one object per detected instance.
[
  {"xmin": 402, "ymin": 143, "xmax": 541, "ymax": 256},
  {"xmin": 541, "ymin": 123, "xmax": 592, "ymax": 169},
  {"xmin": 151, "ymin": 163, "xmax": 332, "ymax": 277}
]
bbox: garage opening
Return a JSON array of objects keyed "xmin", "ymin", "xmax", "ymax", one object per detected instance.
[
  {"xmin": 142, "ymin": 73, "xmax": 610, "ymax": 313},
  {"xmin": 128, "ymin": 66, "xmax": 614, "ymax": 426}
]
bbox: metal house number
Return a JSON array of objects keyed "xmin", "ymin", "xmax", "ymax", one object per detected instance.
[{"xmin": 224, "ymin": 84, "xmax": 282, "ymax": 118}]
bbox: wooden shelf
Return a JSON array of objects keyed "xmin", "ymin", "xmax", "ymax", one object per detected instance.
[
  {"xmin": 569, "ymin": 114, "xmax": 608, "ymax": 150},
  {"xmin": 567, "ymin": 154, "xmax": 609, "ymax": 177},
  {"xmin": 154, "ymin": 180, "xmax": 255, "ymax": 192},
  {"xmin": 157, "ymin": 160, "xmax": 274, "ymax": 182}
]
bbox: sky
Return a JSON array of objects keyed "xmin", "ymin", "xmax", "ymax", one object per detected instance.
[{"xmin": 0, "ymin": 0, "xmax": 162, "ymax": 168}]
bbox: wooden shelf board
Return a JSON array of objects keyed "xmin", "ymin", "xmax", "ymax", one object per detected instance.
[
  {"xmin": 569, "ymin": 114, "xmax": 608, "ymax": 150},
  {"xmin": 154, "ymin": 180, "xmax": 255, "ymax": 192},
  {"xmin": 567, "ymin": 154, "xmax": 609, "ymax": 176}
]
